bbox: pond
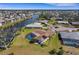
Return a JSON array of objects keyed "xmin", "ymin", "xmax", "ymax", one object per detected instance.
[{"xmin": 0, "ymin": 14, "xmax": 39, "ymax": 48}]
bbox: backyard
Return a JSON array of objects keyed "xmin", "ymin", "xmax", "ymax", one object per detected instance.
[{"xmin": 0, "ymin": 27, "xmax": 61, "ymax": 55}]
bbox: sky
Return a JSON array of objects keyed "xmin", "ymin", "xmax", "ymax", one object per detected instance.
[{"xmin": 0, "ymin": 3, "xmax": 79, "ymax": 10}]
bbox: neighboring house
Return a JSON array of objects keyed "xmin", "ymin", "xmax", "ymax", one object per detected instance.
[
  {"xmin": 56, "ymin": 17, "xmax": 63, "ymax": 21},
  {"xmin": 26, "ymin": 22, "xmax": 43, "ymax": 28},
  {"xmin": 0, "ymin": 20, "xmax": 5, "ymax": 26},
  {"xmin": 59, "ymin": 32, "xmax": 79, "ymax": 47},
  {"xmin": 39, "ymin": 20, "xmax": 48, "ymax": 24},
  {"xmin": 56, "ymin": 27, "xmax": 79, "ymax": 32},
  {"xmin": 5, "ymin": 18, "xmax": 12, "ymax": 22},
  {"xmin": 57, "ymin": 21, "xmax": 69, "ymax": 24},
  {"xmin": 71, "ymin": 22, "xmax": 79, "ymax": 25}
]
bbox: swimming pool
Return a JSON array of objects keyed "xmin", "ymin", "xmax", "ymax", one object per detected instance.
[{"xmin": 26, "ymin": 33, "xmax": 36, "ymax": 41}]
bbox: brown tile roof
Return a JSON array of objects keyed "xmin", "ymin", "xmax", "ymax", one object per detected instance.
[{"xmin": 33, "ymin": 29, "xmax": 49, "ymax": 37}]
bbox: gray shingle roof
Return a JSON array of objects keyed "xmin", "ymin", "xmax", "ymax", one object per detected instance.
[
  {"xmin": 0, "ymin": 20, "xmax": 5, "ymax": 23},
  {"xmin": 60, "ymin": 32, "xmax": 79, "ymax": 40},
  {"xmin": 72, "ymin": 22, "xmax": 79, "ymax": 25}
]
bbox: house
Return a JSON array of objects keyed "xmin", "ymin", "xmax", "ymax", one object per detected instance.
[
  {"xmin": 57, "ymin": 21, "xmax": 69, "ymax": 24},
  {"xmin": 71, "ymin": 22, "xmax": 79, "ymax": 25},
  {"xmin": 56, "ymin": 27, "xmax": 79, "ymax": 32},
  {"xmin": 32, "ymin": 29, "xmax": 49, "ymax": 37},
  {"xmin": 56, "ymin": 17, "xmax": 63, "ymax": 21},
  {"xmin": 26, "ymin": 22, "xmax": 43, "ymax": 28},
  {"xmin": 26, "ymin": 29, "xmax": 49, "ymax": 44},
  {"xmin": 39, "ymin": 20, "xmax": 48, "ymax": 24},
  {"xmin": 35, "ymin": 36, "xmax": 49, "ymax": 44},
  {"xmin": 59, "ymin": 32, "xmax": 79, "ymax": 47},
  {"xmin": 0, "ymin": 20, "xmax": 5, "ymax": 26}
]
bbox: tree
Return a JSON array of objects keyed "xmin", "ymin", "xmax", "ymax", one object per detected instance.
[
  {"xmin": 57, "ymin": 49, "xmax": 64, "ymax": 55},
  {"xmin": 41, "ymin": 44, "xmax": 47, "ymax": 47},
  {"xmin": 8, "ymin": 52, "xmax": 14, "ymax": 55},
  {"xmin": 39, "ymin": 12, "xmax": 52, "ymax": 20},
  {"xmin": 48, "ymin": 17, "xmax": 56, "ymax": 25},
  {"xmin": 29, "ymin": 40, "xmax": 35, "ymax": 44},
  {"xmin": 49, "ymin": 49, "xmax": 57, "ymax": 55},
  {"xmin": 59, "ymin": 47, "xmax": 63, "ymax": 50},
  {"xmin": 57, "ymin": 47, "xmax": 64, "ymax": 55}
]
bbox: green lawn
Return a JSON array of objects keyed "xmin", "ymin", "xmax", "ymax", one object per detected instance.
[
  {"xmin": 12, "ymin": 28, "xmax": 61, "ymax": 54},
  {"xmin": 0, "ymin": 27, "xmax": 61, "ymax": 55},
  {"xmin": 45, "ymin": 33, "xmax": 61, "ymax": 50},
  {"xmin": 12, "ymin": 27, "xmax": 35, "ymax": 46}
]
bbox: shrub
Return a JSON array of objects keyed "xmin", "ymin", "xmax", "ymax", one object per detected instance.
[
  {"xmin": 57, "ymin": 49, "xmax": 64, "ymax": 55},
  {"xmin": 8, "ymin": 52, "xmax": 14, "ymax": 55},
  {"xmin": 49, "ymin": 49, "xmax": 57, "ymax": 55}
]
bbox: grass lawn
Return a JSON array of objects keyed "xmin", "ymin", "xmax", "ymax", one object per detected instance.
[
  {"xmin": 0, "ymin": 27, "xmax": 61, "ymax": 55},
  {"xmin": 45, "ymin": 33, "xmax": 61, "ymax": 50}
]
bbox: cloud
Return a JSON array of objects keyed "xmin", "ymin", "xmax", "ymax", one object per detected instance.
[{"xmin": 55, "ymin": 3, "xmax": 77, "ymax": 6}]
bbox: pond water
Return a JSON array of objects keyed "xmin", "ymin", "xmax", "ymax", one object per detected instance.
[{"xmin": 0, "ymin": 14, "xmax": 39, "ymax": 47}]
